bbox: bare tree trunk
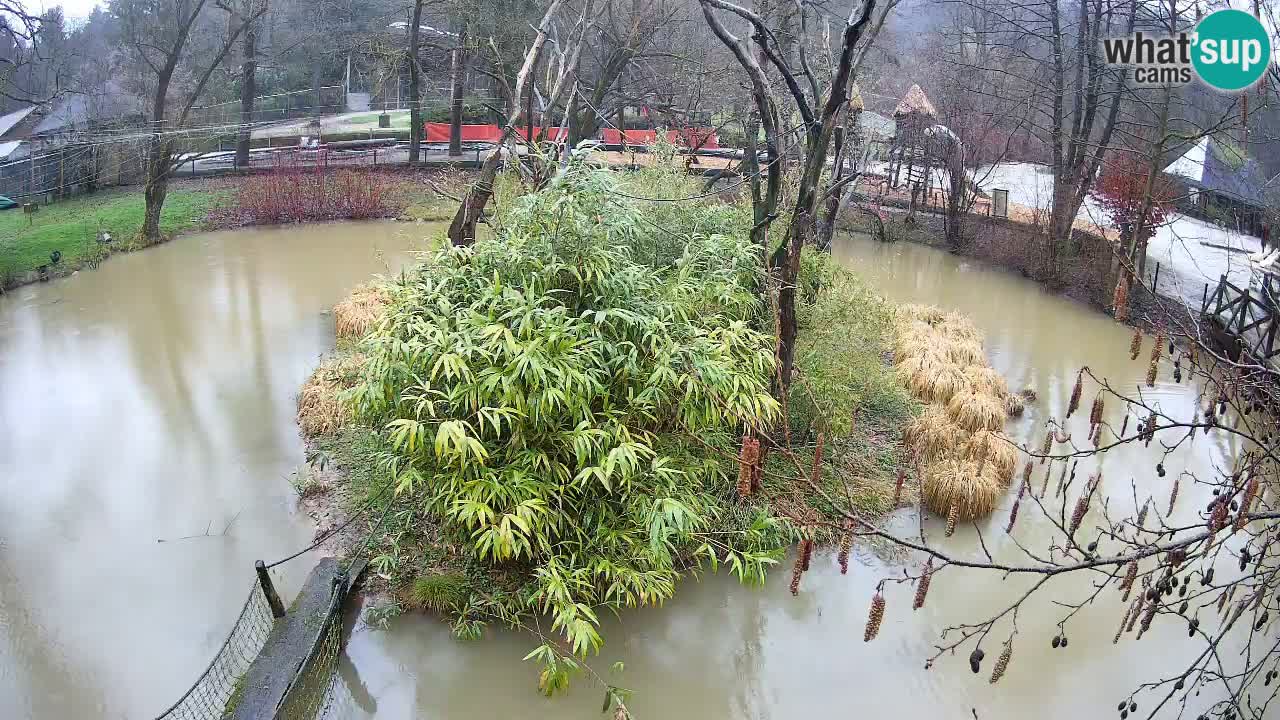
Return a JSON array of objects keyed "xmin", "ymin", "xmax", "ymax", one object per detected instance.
[
  {"xmin": 447, "ymin": 0, "xmax": 564, "ymax": 246},
  {"xmin": 448, "ymin": 29, "xmax": 467, "ymax": 157},
  {"xmin": 235, "ymin": 19, "xmax": 257, "ymax": 169},
  {"xmin": 407, "ymin": 0, "xmax": 424, "ymax": 163},
  {"xmin": 142, "ymin": 137, "xmax": 170, "ymax": 244}
]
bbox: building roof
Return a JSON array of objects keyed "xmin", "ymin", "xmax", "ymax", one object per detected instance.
[
  {"xmin": 0, "ymin": 106, "xmax": 36, "ymax": 139},
  {"xmin": 32, "ymin": 95, "xmax": 88, "ymax": 135},
  {"xmin": 0, "ymin": 140, "xmax": 24, "ymax": 159},
  {"xmin": 894, "ymin": 84, "xmax": 936, "ymax": 119},
  {"xmin": 1164, "ymin": 137, "xmax": 1267, "ymax": 208}
]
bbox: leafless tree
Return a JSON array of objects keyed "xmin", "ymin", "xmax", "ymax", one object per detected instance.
[
  {"xmin": 446, "ymin": 0, "xmax": 596, "ymax": 246},
  {"xmin": 699, "ymin": 0, "xmax": 887, "ymax": 395},
  {"xmin": 113, "ymin": 0, "xmax": 266, "ymax": 243}
]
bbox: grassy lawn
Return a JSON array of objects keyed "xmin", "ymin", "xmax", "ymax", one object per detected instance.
[{"xmin": 0, "ymin": 187, "xmax": 226, "ymax": 284}]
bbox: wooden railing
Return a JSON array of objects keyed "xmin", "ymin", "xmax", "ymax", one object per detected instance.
[{"xmin": 1201, "ymin": 274, "xmax": 1280, "ymax": 362}]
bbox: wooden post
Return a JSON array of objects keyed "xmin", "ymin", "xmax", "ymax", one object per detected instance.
[
  {"xmin": 1152, "ymin": 262, "xmax": 1160, "ymax": 293},
  {"xmin": 256, "ymin": 560, "xmax": 287, "ymax": 618}
]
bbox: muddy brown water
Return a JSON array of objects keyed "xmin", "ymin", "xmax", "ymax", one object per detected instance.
[
  {"xmin": 0, "ymin": 221, "xmax": 434, "ymax": 719},
  {"xmin": 0, "ymin": 226, "xmax": 1244, "ymax": 719}
]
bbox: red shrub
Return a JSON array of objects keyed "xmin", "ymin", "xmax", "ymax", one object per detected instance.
[
  {"xmin": 1095, "ymin": 153, "xmax": 1176, "ymax": 242},
  {"xmin": 234, "ymin": 152, "xmax": 391, "ymax": 225}
]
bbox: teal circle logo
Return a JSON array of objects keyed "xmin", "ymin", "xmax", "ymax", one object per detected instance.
[{"xmin": 1192, "ymin": 9, "xmax": 1272, "ymax": 91}]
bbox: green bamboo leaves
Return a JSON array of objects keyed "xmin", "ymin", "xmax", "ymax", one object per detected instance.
[{"xmin": 351, "ymin": 158, "xmax": 784, "ymax": 675}]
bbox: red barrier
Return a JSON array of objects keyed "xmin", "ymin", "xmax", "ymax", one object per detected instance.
[
  {"xmin": 601, "ymin": 128, "xmax": 719, "ymax": 149},
  {"xmin": 514, "ymin": 127, "xmax": 569, "ymax": 142},
  {"xmin": 423, "ymin": 122, "xmax": 503, "ymax": 144}
]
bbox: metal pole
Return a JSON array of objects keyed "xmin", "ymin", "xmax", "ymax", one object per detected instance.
[{"xmin": 256, "ymin": 560, "xmax": 287, "ymax": 618}]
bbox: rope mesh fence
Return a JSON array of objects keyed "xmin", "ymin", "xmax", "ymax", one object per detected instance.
[
  {"xmin": 154, "ymin": 581, "xmax": 276, "ymax": 720},
  {"xmin": 278, "ymin": 600, "xmax": 346, "ymax": 720}
]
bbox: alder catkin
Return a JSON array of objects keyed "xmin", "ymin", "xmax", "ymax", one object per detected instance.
[
  {"xmin": 1126, "ymin": 592, "xmax": 1143, "ymax": 632},
  {"xmin": 1129, "ymin": 327, "xmax": 1143, "ymax": 361},
  {"xmin": 1209, "ymin": 499, "xmax": 1229, "ymax": 537},
  {"xmin": 1167, "ymin": 476, "xmax": 1180, "ymax": 516},
  {"xmin": 945, "ymin": 503, "xmax": 960, "ymax": 537},
  {"xmin": 737, "ymin": 436, "xmax": 759, "ymax": 497},
  {"xmin": 1113, "ymin": 277, "xmax": 1130, "ymax": 322},
  {"xmin": 789, "ymin": 553, "xmax": 804, "ymax": 596},
  {"xmin": 913, "ymin": 559, "xmax": 934, "ymax": 611},
  {"xmin": 1022, "ymin": 461, "xmax": 1033, "ymax": 486},
  {"xmin": 1090, "ymin": 393, "xmax": 1105, "ymax": 427},
  {"xmin": 1135, "ymin": 500, "xmax": 1149, "ymax": 530},
  {"xmin": 864, "ymin": 591, "xmax": 886, "ymax": 642},
  {"xmin": 1236, "ymin": 475, "xmax": 1259, "ymax": 531},
  {"xmin": 1119, "ymin": 560, "xmax": 1139, "ymax": 600},
  {"xmin": 1067, "ymin": 371, "xmax": 1083, "ymax": 418},
  {"xmin": 1115, "ymin": 597, "xmax": 1138, "ymax": 643},
  {"xmin": 810, "ymin": 432, "xmax": 825, "ymax": 486},
  {"xmin": 1070, "ymin": 494, "xmax": 1090, "ymax": 534},
  {"xmin": 837, "ymin": 523, "xmax": 853, "ymax": 575},
  {"xmin": 989, "ymin": 643, "xmax": 1012, "ymax": 683},
  {"xmin": 1136, "ymin": 596, "xmax": 1158, "ymax": 640},
  {"xmin": 1039, "ymin": 431, "xmax": 1052, "ymax": 464},
  {"xmin": 1006, "ymin": 496, "xmax": 1022, "ymax": 533}
]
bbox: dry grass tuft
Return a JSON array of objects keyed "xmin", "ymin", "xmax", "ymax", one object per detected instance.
[
  {"xmin": 921, "ymin": 459, "xmax": 1004, "ymax": 520},
  {"xmin": 891, "ymin": 306, "xmax": 1014, "ymax": 519},
  {"xmin": 905, "ymin": 406, "xmax": 968, "ymax": 462},
  {"xmin": 946, "ymin": 390, "xmax": 1007, "ymax": 433},
  {"xmin": 938, "ymin": 312, "xmax": 982, "ymax": 342},
  {"xmin": 960, "ymin": 430, "xmax": 1019, "ymax": 484},
  {"xmin": 898, "ymin": 358, "xmax": 968, "ymax": 404},
  {"xmin": 899, "ymin": 304, "xmax": 947, "ymax": 325},
  {"xmin": 963, "ymin": 365, "xmax": 1010, "ymax": 398},
  {"xmin": 297, "ymin": 354, "xmax": 366, "ymax": 436},
  {"xmin": 334, "ymin": 283, "xmax": 389, "ymax": 341},
  {"xmin": 943, "ymin": 338, "xmax": 987, "ymax": 366}
]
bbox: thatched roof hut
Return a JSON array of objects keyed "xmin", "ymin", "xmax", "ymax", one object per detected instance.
[{"xmin": 894, "ymin": 84, "xmax": 937, "ymax": 120}]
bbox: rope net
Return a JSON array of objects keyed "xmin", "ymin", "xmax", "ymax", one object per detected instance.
[{"xmin": 154, "ymin": 582, "xmax": 276, "ymax": 720}]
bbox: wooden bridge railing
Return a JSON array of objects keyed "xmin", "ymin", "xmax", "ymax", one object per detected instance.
[{"xmin": 1201, "ymin": 274, "xmax": 1280, "ymax": 363}]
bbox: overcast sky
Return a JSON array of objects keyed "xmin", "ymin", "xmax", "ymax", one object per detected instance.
[{"xmin": 29, "ymin": 0, "xmax": 102, "ymax": 20}]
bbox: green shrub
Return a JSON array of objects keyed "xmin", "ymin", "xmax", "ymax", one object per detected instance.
[
  {"xmin": 410, "ymin": 572, "xmax": 470, "ymax": 612},
  {"xmin": 351, "ymin": 156, "xmax": 785, "ymax": 674}
]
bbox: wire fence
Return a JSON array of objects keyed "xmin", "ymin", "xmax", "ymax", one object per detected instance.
[
  {"xmin": 153, "ymin": 582, "xmax": 277, "ymax": 720},
  {"xmin": 277, "ymin": 580, "xmax": 348, "ymax": 720}
]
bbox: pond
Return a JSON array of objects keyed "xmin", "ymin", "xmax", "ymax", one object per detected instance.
[
  {"xmin": 0, "ymin": 225, "xmax": 1237, "ymax": 719},
  {"xmin": 0, "ymin": 220, "xmax": 433, "ymax": 719}
]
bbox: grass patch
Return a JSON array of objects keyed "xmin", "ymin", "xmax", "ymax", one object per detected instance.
[
  {"xmin": 0, "ymin": 187, "xmax": 225, "ymax": 285},
  {"xmin": 766, "ymin": 260, "xmax": 920, "ymax": 537}
]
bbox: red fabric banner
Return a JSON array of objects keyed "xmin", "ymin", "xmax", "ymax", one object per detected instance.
[{"xmin": 423, "ymin": 123, "xmax": 503, "ymax": 143}]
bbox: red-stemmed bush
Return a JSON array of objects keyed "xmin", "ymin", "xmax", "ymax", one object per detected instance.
[{"xmin": 233, "ymin": 151, "xmax": 392, "ymax": 225}]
